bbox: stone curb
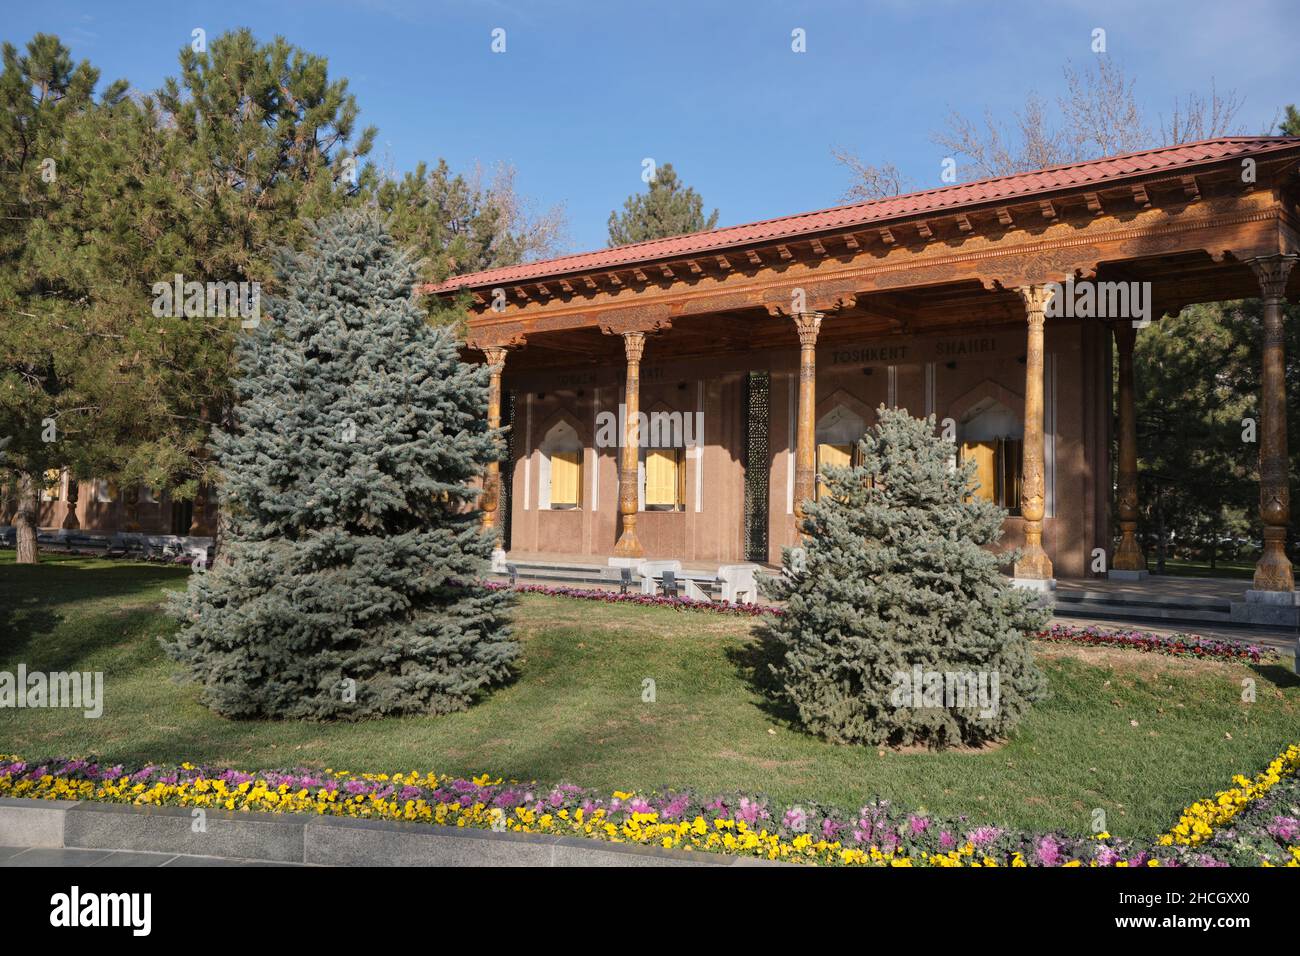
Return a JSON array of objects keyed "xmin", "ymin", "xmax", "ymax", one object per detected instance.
[{"xmin": 0, "ymin": 798, "xmax": 772, "ymax": 867}]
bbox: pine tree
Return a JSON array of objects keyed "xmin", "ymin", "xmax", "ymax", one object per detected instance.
[
  {"xmin": 607, "ymin": 162, "xmax": 718, "ymax": 246},
  {"xmin": 764, "ymin": 407, "xmax": 1047, "ymax": 748},
  {"xmin": 164, "ymin": 210, "xmax": 517, "ymax": 719},
  {"xmin": 0, "ymin": 35, "xmax": 131, "ymax": 562},
  {"xmin": 1279, "ymin": 104, "xmax": 1299, "ymax": 136}
]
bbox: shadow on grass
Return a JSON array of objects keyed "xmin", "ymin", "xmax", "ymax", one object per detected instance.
[
  {"xmin": 1249, "ymin": 660, "xmax": 1300, "ymax": 689},
  {"xmin": 724, "ymin": 620, "xmax": 800, "ymax": 728},
  {"xmin": 1, "ymin": 607, "xmax": 170, "ymax": 675},
  {"xmin": 0, "ymin": 561, "xmax": 188, "ymax": 607},
  {"xmin": 0, "ymin": 561, "xmax": 186, "ymax": 664}
]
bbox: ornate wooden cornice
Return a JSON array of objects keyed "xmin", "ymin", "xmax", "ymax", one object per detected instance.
[
  {"xmin": 596, "ymin": 304, "xmax": 674, "ymax": 336},
  {"xmin": 465, "ymin": 323, "xmax": 527, "ymax": 352},
  {"xmin": 466, "ymin": 184, "xmax": 1293, "ymax": 336},
  {"xmin": 762, "ymin": 282, "xmax": 859, "ymax": 318}
]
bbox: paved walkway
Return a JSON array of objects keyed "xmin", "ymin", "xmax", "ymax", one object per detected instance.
[
  {"xmin": 1055, "ymin": 576, "xmax": 1250, "ymax": 601},
  {"xmin": 505, "ymin": 550, "xmax": 779, "ymax": 573},
  {"xmin": 0, "ymin": 846, "xmax": 306, "ymax": 867}
]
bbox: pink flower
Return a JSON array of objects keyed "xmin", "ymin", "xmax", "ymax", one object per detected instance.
[
  {"xmin": 1034, "ymin": 835, "xmax": 1062, "ymax": 866},
  {"xmin": 1095, "ymin": 845, "xmax": 1120, "ymax": 866},
  {"xmin": 1267, "ymin": 816, "xmax": 1300, "ymax": 843}
]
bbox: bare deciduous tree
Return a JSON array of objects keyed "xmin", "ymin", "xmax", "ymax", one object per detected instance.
[
  {"xmin": 1158, "ymin": 79, "xmax": 1248, "ymax": 146},
  {"xmin": 831, "ymin": 147, "xmax": 913, "ymax": 202},
  {"xmin": 469, "ymin": 160, "xmax": 568, "ymax": 264},
  {"xmin": 836, "ymin": 58, "xmax": 1247, "ymax": 194}
]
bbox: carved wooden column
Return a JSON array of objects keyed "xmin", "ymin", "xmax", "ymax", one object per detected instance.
[
  {"xmin": 481, "ymin": 346, "xmax": 508, "ymax": 545},
  {"xmin": 1014, "ymin": 285, "xmax": 1053, "ymax": 582},
  {"xmin": 60, "ymin": 473, "xmax": 80, "ymax": 530},
  {"xmin": 613, "ymin": 331, "xmax": 646, "ymax": 557},
  {"xmin": 1111, "ymin": 322, "xmax": 1146, "ymax": 574},
  {"xmin": 792, "ymin": 311, "xmax": 823, "ymax": 524},
  {"xmin": 1249, "ymin": 254, "xmax": 1299, "ymax": 592},
  {"xmin": 122, "ymin": 485, "xmax": 142, "ymax": 532},
  {"xmin": 189, "ymin": 482, "xmax": 213, "ymax": 537}
]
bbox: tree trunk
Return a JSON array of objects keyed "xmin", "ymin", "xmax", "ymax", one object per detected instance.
[
  {"xmin": 1155, "ymin": 487, "xmax": 1167, "ymax": 574},
  {"xmin": 212, "ymin": 494, "xmax": 230, "ymax": 568},
  {"xmin": 0, "ymin": 475, "xmax": 16, "ymax": 524},
  {"xmin": 15, "ymin": 471, "xmax": 39, "ymax": 564}
]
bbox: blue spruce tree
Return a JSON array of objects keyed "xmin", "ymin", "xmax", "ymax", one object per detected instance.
[
  {"xmin": 165, "ymin": 210, "xmax": 517, "ymax": 719},
  {"xmin": 765, "ymin": 407, "xmax": 1047, "ymax": 748}
]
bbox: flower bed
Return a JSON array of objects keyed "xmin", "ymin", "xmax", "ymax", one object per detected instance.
[
  {"xmin": 3, "ymin": 745, "xmax": 1296, "ymax": 867},
  {"xmin": 486, "ymin": 581, "xmax": 1275, "ymax": 663},
  {"xmin": 1039, "ymin": 623, "xmax": 1270, "ymax": 663},
  {"xmin": 1158, "ymin": 743, "xmax": 1300, "ymax": 866},
  {"xmin": 482, "ymin": 580, "xmax": 781, "ymax": 617}
]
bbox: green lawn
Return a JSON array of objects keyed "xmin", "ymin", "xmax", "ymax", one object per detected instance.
[
  {"xmin": 2, "ymin": 553, "xmax": 1297, "ymax": 837},
  {"xmin": 1157, "ymin": 557, "xmax": 1256, "ymax": 580}
]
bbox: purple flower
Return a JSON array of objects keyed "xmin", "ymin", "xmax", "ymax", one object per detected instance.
[
  {"xmin": 658, "ymin": 794, "xmax": 690, "ymax": 820},
  {"xmin": 1267, "ymin": 816, "xmax": 1300, "ymax": 843},
  {"xmin": 1095, "ymin": 845, "xmax": 1120, "ymax": 866},
  {"xmin": 1035, "ymin": 836, "xmax": 1062, "ymax": 866},
  {"xmin": 737, "ymin": 797, "xmax": 767, "ymax": 824}
]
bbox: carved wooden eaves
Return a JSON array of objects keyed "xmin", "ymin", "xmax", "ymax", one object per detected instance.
[
  {"xmin": 466, "ymin": 323, "xmax": 528, "ymax": 352},
  {"xmin": 597, "ymin": 304, "xmax": 675, "ymax": 336},
  {"xmin": 762, "ymin": 282, "xmax": 860, "ymax": 318}
]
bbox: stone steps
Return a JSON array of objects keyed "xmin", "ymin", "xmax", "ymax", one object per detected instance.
[
  {"xmin": 1054, "ymin": 587, "xmax": 1246, "ymax": 628},
  {"xmin": 494, "ymin": 560, "xmax": 727, "ymax": 599}
]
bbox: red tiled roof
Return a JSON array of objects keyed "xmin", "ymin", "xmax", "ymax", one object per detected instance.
[{"xmin": 425, "ymin": 137, "xmax": 1300, "ymax": 294}]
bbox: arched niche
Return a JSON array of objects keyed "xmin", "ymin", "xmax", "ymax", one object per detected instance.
[{"xmin": 538, "ymin": 413, "xmax": 584, "ymax": 510}]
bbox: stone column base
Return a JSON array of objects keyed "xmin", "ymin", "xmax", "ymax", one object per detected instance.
[
  {"xmin": 1229, "ymin": 595, "xmax": 1300, "ymax": 628},
  {"xmin": 490, "ymin": 548, "xmax": 508, "ymax": 574},
  {"xmin": 1244, "ymin": 588, "xmax": 1300, "ymax": 605},
  {"xmin": 1012, "ymin": 577, "xmax": 1056, "ymax": 592},
  {"xmin": 1108, "ymin": 569, "xmax": 1149, "ymax": 581}
]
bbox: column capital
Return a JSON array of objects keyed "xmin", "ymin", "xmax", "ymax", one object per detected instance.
[
  {"xmin": 1248, "ymin": 254, "xmax": 1299, "ymax": 302},
  {"xmin": 1017, "ymin": 284, "xmax": 1056, "ymax": 317},
  {"xmin": 792, "ymin": 311, "xmax": 823, "ymax": 348},
  {"xmin": 622, "ymin": 330, "xmax": 646, "ymax": 363},
  {"xmin": 482, "ymin": 346, "xmax": 509, "ymax": 374}
]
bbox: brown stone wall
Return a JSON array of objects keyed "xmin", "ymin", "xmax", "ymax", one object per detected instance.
[{"xmin": 26, "ymin": 479, "xmax": 218, "ymax": 537}]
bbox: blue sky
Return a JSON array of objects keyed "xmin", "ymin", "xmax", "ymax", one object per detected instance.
[{"xmin": 5, "ymin": 0, "xmax": 1297, "ymax": 253}]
